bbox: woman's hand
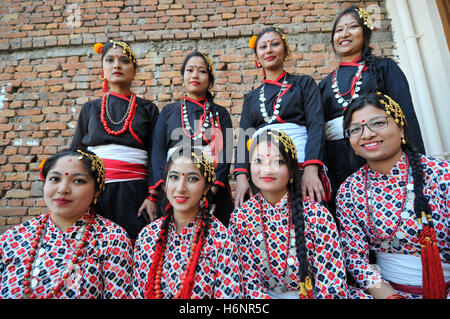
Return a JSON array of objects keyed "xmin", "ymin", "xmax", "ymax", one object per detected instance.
[
  {"xmin": 137, "ymin": 198, "xmax": 157, "ymax": 223},
  {"xmin": 301, "ymin": 164, "xmax": 325, "ymax": 203},
  {"xmin": 234, "ymin": 174, "xmax": 252, "ymax": 208}
]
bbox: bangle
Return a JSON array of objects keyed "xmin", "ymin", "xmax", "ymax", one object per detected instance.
[{"xmin": 386, "ymin": 294, "xmax": 404, "ymax": 299}]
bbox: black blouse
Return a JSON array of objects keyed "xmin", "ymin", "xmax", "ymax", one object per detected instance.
[
  {"xmin": 150, "ymin": 97, "xmax": 233, "ymax": 189},
  {"xmin": 71, "ymin": 92, "xmax": 159, "ymax": 187},
  {"xmin": 319, "ymin": 56, "xmax": 425, "ymax": 153},
  {"xmin": 234, "ymin": 71, "xmax": 325, "ymax": 175}
]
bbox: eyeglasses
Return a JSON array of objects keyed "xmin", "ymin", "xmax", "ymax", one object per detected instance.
[{"xmin": 345, "ymin": 116, "xmax": 390, "ymax": 138}]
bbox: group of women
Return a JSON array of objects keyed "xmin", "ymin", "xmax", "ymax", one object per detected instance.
[{"xmin": 0, "ymin": 6, "xmax": 448, "ymax": 299}]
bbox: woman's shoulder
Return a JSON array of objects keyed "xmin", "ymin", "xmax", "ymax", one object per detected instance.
[
  {"xmin": 420, "ymin": 154, "xmax": 450, "ymax": 182},
  {"xmin": 208, "ymin": 216, "xmax": 236, "ymax": 244},
  {"xmin": 302, "ymin": 198, "xmax": 336, "ymax": 229},
  {"xmin": 0, "ymin": 215, "xmax": 43, "ymax": 247}
]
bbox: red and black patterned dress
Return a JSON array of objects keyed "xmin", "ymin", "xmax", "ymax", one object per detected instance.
[
  {"xmin": 229, "ymin": 193, "xmax": 348, "ymax": 299},
  {"xmin": 131, "ymin": 215, "xmax": 241, "ymax": 299},
  {"xmin": 0, "ymin": 212, "xmax": 133, "ymax": 299},
  {"xmin": 336, "ymin": 154, "xmax": 450, "ymax": 299}
]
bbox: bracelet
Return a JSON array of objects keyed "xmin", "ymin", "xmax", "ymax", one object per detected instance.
[{"xmin": 386, "ymin": 294, "xmax": 404, "ymax": 299}]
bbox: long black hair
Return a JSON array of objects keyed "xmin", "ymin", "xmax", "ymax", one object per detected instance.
[
  {"xmin": 343, "ymin": 92, "xmax": 429, "ymax": 222},
  {"xmin": 181, "ymin": 51, "xmax": 215, "ymax": 101},
  {"xmin": 331, "ymin": 6, "xmax": 381, "ymax": 92},
  {"xmin": 248, "ymin": 130, "xmax": 312, "ymax": 288}
]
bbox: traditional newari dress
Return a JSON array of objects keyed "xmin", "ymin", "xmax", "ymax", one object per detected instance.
[
  {"xmin": 229, "ymin": 193, "xmax": 348, "ymax": 299},
  {"xmin": 130, "ymin": 215, "xmax": 241, "ymax": 299},
  {"xmin": 336, "ymin": 154, "xmax": 449, "ymax": 298},
  {"xmin": 71, "ymin": 92, "xmax": 159, "ymax": 239},
  {"xmin": 319, "ymin": 56, "xmax": 425, "ymax": 196},
  {"xmin": 0, "ymin": 212, "xmax": 133, "ymax": 299},
  {"xmin": 235, "ymin": 72, "xmax": 330, "ymax": 199},
  {"xmin": 150, "ymin": 97, "xmax": 234, "ymax": 225}
]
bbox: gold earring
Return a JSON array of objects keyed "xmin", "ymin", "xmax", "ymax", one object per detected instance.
[
  {"xmin": 401, "ymin": 137, "xmax": 406, "ymax": 144},
  {"xmin": 289, "ymin": 177, "xmax": 293, "ymax": 184}
]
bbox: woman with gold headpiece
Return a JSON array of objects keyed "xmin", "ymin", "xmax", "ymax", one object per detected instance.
[
  {"xmin": 319, "ymin": 6, "xmax": 425, "ymax": 215},
  {"xmin": 0, "ymin": 149, "xmax": 133, "ymax": 299},
  {"xmin": 230, "ymin": 129, "xmax": 347, "ymax": 299},
  {"xmin": 337, "ymin": 92, "xmax": 449, "ymax": 299},
  {"xmin": 148, "ymin": 51, "xmax": 234, "ymax": 226},
  {"xmin": 71, "ymin": 40, "xmax": 159, "ymax": 241},
  {"xmin": 131, "ymin": 147, "xmax": 240, "ymax": 299},
  {"xmin": 234, "ymin": 26, "xmax": 330, "ymax": 209}
]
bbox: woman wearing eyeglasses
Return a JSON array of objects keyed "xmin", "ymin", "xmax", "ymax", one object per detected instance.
[{"xmin": 336, "ymin": 92, "xmax": 449, "ymax": 299}]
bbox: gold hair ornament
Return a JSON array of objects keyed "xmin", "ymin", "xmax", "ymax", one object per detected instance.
[
  {"xmin": 109, "ymin": 40, "xmax": 136, "ymax": 64},
  {"xmin": 202, "ymin": 53, "xmax": 215, "ymax": 77},
  {"xmin": 377, "ymin": 92, "xmax": 406, "ymax": 127},
  {"xmin": 191, "ymin": 150, "xmax": 216, "ymax": 183},
  {"xmin": 76, "ymin": 149, "xmax": 106, "ymax": 193},
  {"xmin": 267, "ymin": 130, "xmax": 297, "ymax": 160},
  {"xmin": 355, "ymin": 8, "xmax": 374, "ymax": 30}
]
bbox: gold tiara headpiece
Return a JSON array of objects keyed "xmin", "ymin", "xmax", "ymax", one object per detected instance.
[
  {"xmin": 76, "ymin": 149, "xmax": 106, "ymax": 192},
  {"xmin": 377, "ymin": 92, "xmax": 406, "ymax": 127},
  {"xmin": 108, "ymin": 40, "xmax": 136, "ymax": 64},
  {"xmin": 202, "ymin": 53, "xmax": 215, "ymax": 77},
  {"xmin": 191, "ymin": 150, "xmax": 216, "ymax": 183},
  {"xmin": 355, "ymin": 8, "xmax": 374, "ymax": 30},
  {"xmin": 267, "ymin": 130, "xmax": 297, "ymax": 160}
]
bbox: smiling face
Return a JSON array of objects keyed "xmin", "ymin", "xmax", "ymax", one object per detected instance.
[
  {"xmin": 182, "ymin": 55, "xmax": 211, "ymax": 100},
  {"xmin": 333, "ymin": 13, "xmax": 365, "ymax": 61},
  {"xmin": 250, "ymin": 141, "xmax": 290, "ymax": 204},
  {"xmin": 44, "ymin": 155, "xmax": 98, "ymax": 229},
  {"xmin": 255, "ymin": 31, "xmax": 286, "ymax": 72},
  {"xmin": 349, "ymin": 104, "xmax": 404, "ymax": 171},
  {"xmin": 102, "ymin": 46, "xmax": 136, "ymax": 89},
  {"xmin": 165, "ymin": 157, "xmax": 209, "ymax": 218}
]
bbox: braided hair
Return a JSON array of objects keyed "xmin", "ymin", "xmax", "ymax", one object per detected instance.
[
  {"xmin": 331, "ymin": 6, "xmax": 382, "ymax": 92},
  {"xmin": 248, "ymin": 130, "xmax": 313, "ymax": 296},
  {"xmin": 144, "ymin": 147, "xmax": 214, "ymax": 299}
]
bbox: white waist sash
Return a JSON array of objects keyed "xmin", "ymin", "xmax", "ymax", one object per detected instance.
[
  {"xmin": 252, "ymin": 123, "xmax": 307, "ymax": 163},
  {"xmin": 376, "ymin": 252, "xmax": 450, "ymax": 286},
  {"xmin": 325, "ymin": 116, "xmax": 344, "ymax": 141},
  {"xmin": 88, "ymin": 144, "xmax": 147, "ymax": 165}
]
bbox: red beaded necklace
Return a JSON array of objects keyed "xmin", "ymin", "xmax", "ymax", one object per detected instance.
[
  {"xmin": 100, "ymin": 93, "xmax": 137, "ymax": 135},
  {"xmin": 22, "ymin": 211, "xmax": 95, "ymax": 299},
  {"xmin": 152, "ymin": 217, "xmax": 203, "ymax": 299},
  {"xmin": 364, "ymin": 156, "xmax": 410, "ymax": 241}
]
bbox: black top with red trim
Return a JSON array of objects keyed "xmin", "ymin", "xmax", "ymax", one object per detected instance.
[
  {"xmin": 319, "ymin": 56, "xmax": 425, "ymax": 154},
  {"xmin": 71, "ymin": 92, "xmax": 159, "ymax": 187},
  {"xmin": 150, "ymin": 97, "xmax": 233, "ymax": 190},
  {"xmin": 234, "ymin": 72, "xmax": 325, "ymax": 175}
]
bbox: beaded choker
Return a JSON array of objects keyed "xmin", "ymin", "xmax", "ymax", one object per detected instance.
[{"xmin": 259, "ymin": 75, "xmax": 287, "ymax": 123}]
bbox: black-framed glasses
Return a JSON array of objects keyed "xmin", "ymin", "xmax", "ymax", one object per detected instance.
[{"xmin": 345, "ymin": 116, "xmax": 390, "ymax": 138}]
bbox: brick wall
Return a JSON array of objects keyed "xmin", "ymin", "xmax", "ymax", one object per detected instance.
[{"xmin": 0, "ymin": 0, "xmax": 395, "ymax": 233}]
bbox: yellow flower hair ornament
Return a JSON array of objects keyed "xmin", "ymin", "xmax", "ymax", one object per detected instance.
[
  {"xmin": 248, "ymin": 35, "xmax": 257, "ymax": 50},
  {"xmin": 93, "ymin": 42, "xmax": 104, "ymax": 54},
  {"xmin": 246, "ymin": 138, "xmax": 254, "ymax": 151}
]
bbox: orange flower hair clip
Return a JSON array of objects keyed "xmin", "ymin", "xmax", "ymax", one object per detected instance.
[
  {"xmin": 39, "ymin": 159, "xmax": 46, "ymax": 181},
  {"xmin": 248, "ymin": 35, "xmax": 257, "ymax": 50},
  {"xmin": 93, "ymin": 42, "xmax": 104, "ymax": 54}
]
